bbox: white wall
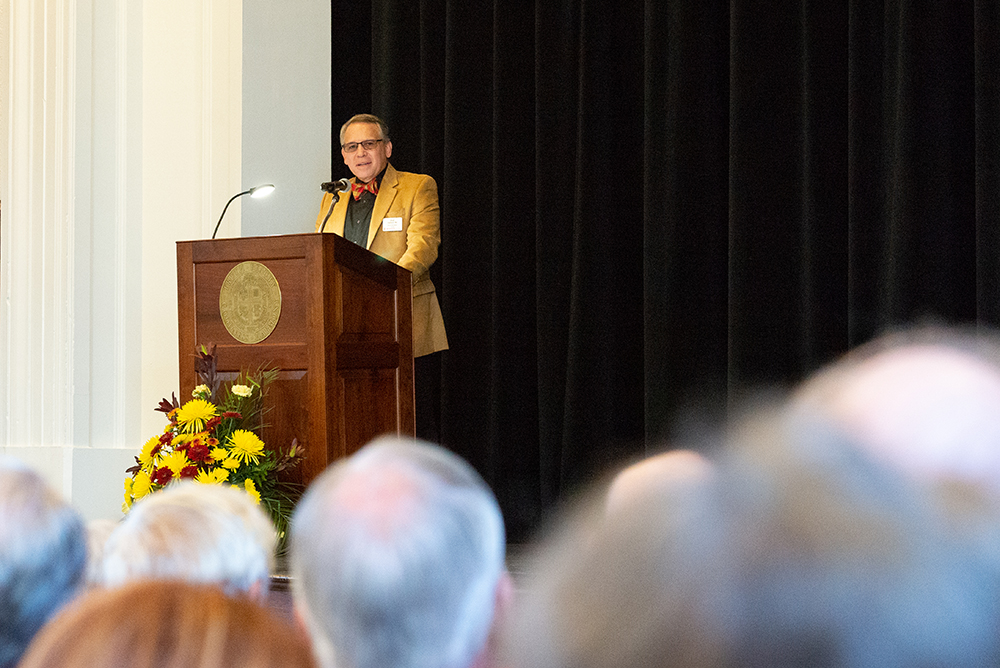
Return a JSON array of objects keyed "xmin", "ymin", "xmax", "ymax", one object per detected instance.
[
  {"xmin": 0, "ymin": 0, "xmax": 7, "ymax": 213},
  {"xmin": 241, "ymin": 0, "xmax": 331, "ymax": 237},
  {"xmin": 1, "ymin": 0, "xmax": 327, "ymax": 521},
  {"xmin": 139, "ymin": 0, "xmax": 244, "ymax": 446}
]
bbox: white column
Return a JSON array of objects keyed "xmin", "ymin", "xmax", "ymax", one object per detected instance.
[
  {"xmin": 1, "ymin": 0, "xmax": 242, "ymax": 521},
  {"xmin": 1, "ymin": 0, "xmax": 78, "ymax": 489}
]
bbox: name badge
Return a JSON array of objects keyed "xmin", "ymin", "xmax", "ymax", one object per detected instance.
[{"xmin": 382, "ymin": 217, "xmax": 403, "ymax": 232}]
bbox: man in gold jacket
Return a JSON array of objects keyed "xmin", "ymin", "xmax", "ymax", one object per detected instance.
[{"xmin": 315, "ymin": 114, "xmax": 448, "ymax": 358}]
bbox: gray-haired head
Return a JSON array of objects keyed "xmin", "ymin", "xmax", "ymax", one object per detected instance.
[
  {"xmin": 0, "ymin": 458, "xmax": 87, "ymax": 668},
  {"xmin": 101, "ymin": 481, "xmax": 276, "ymax": 598},
  {"xmin": 291, "ymin": 436, "xmax": 506, "ymax": 668}
]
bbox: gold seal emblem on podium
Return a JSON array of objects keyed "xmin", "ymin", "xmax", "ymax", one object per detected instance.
[{"xmin": 219, "ymin": 261, "xmax": 281, "ymax": 344}]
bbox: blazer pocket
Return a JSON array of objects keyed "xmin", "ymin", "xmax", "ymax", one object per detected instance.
[{"xmin": 412, "ymin": 276, "xmax": 436, "ymax": 297}]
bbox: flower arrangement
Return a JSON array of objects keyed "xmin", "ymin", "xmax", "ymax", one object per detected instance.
[{"xmin": 124, "ymin": 345, "xmax": 303, "ymax": 541}]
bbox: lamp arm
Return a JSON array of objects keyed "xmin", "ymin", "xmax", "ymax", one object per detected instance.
[{"xmin": 211, "ymin": 190, "xmax": 251, "ymax": 239}]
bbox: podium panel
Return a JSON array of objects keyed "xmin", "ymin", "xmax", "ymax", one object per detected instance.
[{"xmin": 177, "ymin": 233, "xmax": 414, "ymax": 486}]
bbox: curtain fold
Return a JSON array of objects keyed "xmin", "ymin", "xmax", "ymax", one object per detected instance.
[
  {"xmin": 329, "ymin": 0, "xmax": 1000, "ymax": 539},
  {"xmin": 976, "ymin": 0, "xmax": 1000, "ymax": 322}
]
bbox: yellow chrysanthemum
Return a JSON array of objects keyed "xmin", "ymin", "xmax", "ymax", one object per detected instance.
[
  {"xmin": 139, "ymin": 436, "xmax": 161, "ymax": 468},
  {"xmin": 210, "ymin": 447, "xmax": 229, "ymax": 461},
  {"xmin": 227, "ymin": 430, "xmax": 264, "ymax": 465},
  {"xmin": 123, "ymin": 479, "xmax": 134, "ymax": 509},
  {"xmin": 172, "ymin": 431, "xmax": 197, "ymax": 446},
  {"xmin": 243, "ymin": 478, "xmax": 261, "ymax": 505},
  {"xmin": 175, "ymin": 399, "xmax": 217, "ymax": 433},
  {"xmin": 131, "ymin": 470, "xmax": 153, "ymax": 500},
  {"xmin": 160, "ymin": 450, "xmax": 191, "ymax": 477},
  {"xmin": 222, "ymin": 458, "xmax": 241, "ymax": 470},
  {"xmin": 195, "ymin": 467, "xmax": 229, "ymax": 485}
]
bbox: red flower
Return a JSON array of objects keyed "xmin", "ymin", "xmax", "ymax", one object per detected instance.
[
  {"xmin": 151, "ymin": 467, "xmax": 173, "ymax": 486},
  {"xmin": 179, "ymin": 465, "xmax": 198, "ymax": 480},
  {"xmin": 158, "ymin": 432, "xmax": 173, "ymax": 445},
  {"xmin": 205, "ymin": 416, "xmax": 223, "ymax": 431},
  {"xmin": 222, "ymin": 411, "xmax": 242, "ymax": 419},
  {"xmin": 187, "ymin": 442, "xmax": 210, "ymax": 463}
]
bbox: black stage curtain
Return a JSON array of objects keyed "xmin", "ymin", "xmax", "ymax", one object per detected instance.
[{"xmin": 329, "ymin": 0, "xmax": 1000, "ymax": 540}]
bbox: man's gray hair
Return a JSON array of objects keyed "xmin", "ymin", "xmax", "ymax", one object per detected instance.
[
  {"xmin": 291, "ymin": 436, "xmax": 506, "ymax": 668},
  {"xmin": 101, "ymin": 481, "xmax": 276, "ymax": 597},
  {"xmin": 0, "ymin": 458, "xmax": 87, "ymax": 668},
  {"xmin": 339, "ymin": 113, "xmax": 391, "ymax": 145}
]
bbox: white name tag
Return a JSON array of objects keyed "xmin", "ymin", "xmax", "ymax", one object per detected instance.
[{"xmin": 382, "ymin": 217, "xmax": 403, "ymax": 232}]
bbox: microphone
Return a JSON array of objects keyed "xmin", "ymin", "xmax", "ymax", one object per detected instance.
[
  {"xmin": 318, "ymin": 179, "xmax": 350, "ymax": 233},
  {"xmin": 321, "ymin": 178, "xmax": 351, "ymax": 194}
]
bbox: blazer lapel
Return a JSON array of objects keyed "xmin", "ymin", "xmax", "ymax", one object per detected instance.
[{"xmin": 367, "ymin": 164, "xmax": 399, "ymax": 249}]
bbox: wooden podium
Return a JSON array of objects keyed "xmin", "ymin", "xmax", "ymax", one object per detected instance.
[{"xmin": 177, "ymin": 233, "xmax": 415, "ymax": 486}]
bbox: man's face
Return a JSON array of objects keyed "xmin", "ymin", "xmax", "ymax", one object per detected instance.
[{"xmin": 342, "ymin": 122, "xmax": 392, "ymax": 184}]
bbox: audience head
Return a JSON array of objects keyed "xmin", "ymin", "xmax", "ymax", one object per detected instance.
[
  {"xmin": 0, "ymin": 457, "xmax": 87, "ymax": 668},
  {"xmin": 18, "ymin": 579, "xmax": 317, "ymax": 668},
  {"xmin": 506, "ymin": 406, "xmax": 1000, "ymax": 668},
  {"xmin": 84, "ymin": 518, "xmax": 118, "ymax": 588},
  {"xmin": 101, "ymin": 481, "xmax": 275, "ymax": 598},
  {"xmin": 291, "ymin": 436, "xmax": 508, "ymax": 668},
  {"xmin": 605, "ymin": 448, "xmax": 711, "ymax": 515},
  {"xmin": 793, "ymin": 324, "xmax": 1000, "ymax": 491}
]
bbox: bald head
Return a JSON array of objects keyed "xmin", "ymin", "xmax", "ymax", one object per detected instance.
[
  {"xmin": 606, "ymin": 449, "xmax": 712, "ymax": 515},
  {"xmin": 795, "ymin": 328, "xmax": 1000, "ymax": 491},
  {"xmin": 506, "ymin": 407, "xmax": 1000, "ymax": 668}
]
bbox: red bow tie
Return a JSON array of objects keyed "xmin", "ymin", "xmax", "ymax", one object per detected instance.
[{"xmin": 351, "ymin": 180, "xmax": 379, "ymax": 200}]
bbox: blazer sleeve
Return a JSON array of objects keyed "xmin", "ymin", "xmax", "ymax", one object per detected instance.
[{"xmin": 397, "ymin": 174, "xmax": 441, "ymax": 283}]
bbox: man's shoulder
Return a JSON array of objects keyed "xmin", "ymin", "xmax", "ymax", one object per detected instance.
[{"xmin": 388, "ymin": 165, "xmax": 436, "ymax": 187}]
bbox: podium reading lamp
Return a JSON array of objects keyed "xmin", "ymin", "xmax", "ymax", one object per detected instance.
[{"xmin": 211, "ymin": 184, "xmax": 275, "ymax": 239}]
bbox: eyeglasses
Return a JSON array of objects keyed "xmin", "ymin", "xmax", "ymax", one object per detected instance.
[{"xmin": 341, "ymin": 139, "xmax": 384, "ymax": 153}]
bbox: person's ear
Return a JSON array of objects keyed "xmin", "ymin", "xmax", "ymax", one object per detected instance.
[
  {"xmin": 494, "ymin": 569, "xmax": 514, "ymax": 620},
  {"xmin": 292, "ymin": 603, "xmax": 313, "ymax": 642},
  {"xmin": 248, "ymin": 579, "xmax": 265, "ymax": 601}
]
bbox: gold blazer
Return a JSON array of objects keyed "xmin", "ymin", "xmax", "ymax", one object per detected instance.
[{"xmin": 315, "ymin": 163, "xmax": 448, "ymax": 357}]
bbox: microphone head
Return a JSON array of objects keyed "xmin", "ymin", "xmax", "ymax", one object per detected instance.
[{"xmin": 321, "ymin": 178, "xmax": 351, "ymax": 193}]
